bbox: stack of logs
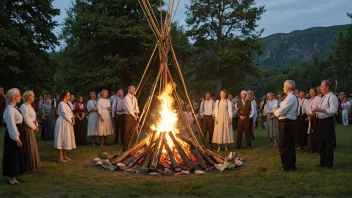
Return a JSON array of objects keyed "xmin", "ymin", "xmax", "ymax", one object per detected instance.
[{"xmin": 93, "ymin": 131, "xmax": 244, "ymax": 176}]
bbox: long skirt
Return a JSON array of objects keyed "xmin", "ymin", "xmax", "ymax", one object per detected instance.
[
  {"xmin": 212, "ymin": 101, "xmax": 234, "ymax": 144},
  {"xmin": 42, "ymin": 116, "xmax": 55, "ymax": 141},
  {"xmin": 23, "ymin": 125, "xmax": 42, "ymax": 171},
  {"xmin": 75, "ymin": 116, "xmax": 87, "ymax": 145},
  {"xmin": 308, "ymin": 116, "xmax": 319, "ymax": 153},
  {"xmin": 2, "ymin": 124, "xmax": 27, "ymax": 177},
  {"xmin": 267, "ymin": 115, "xmax": 279, "ymax": 138},
  {"xmin": 54, "ymin": 116, "xmax": 76, "ymax": 150}
]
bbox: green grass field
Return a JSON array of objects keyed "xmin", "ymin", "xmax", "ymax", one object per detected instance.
[{"xmin": 0, "ymin": 125, "xmax": 351, "ymax": 198}]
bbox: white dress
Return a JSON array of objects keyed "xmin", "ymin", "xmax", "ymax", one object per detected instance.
[
  {"xmin": 212, "ymin": 99, "xmax": 234, "ymax": 144},
  {"xmin": 87, "ymin": 100, "xmax": 99, "ymax": 136},
  {"xmin": 54, "ymin": 102, "xmax": 76, "ymax": 150},
  {"xmin": 97, "ymin": 98, "xmax": 114, "ymax": 136}
]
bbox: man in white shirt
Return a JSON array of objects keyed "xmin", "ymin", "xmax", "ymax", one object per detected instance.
[
  {"xmin": 199, "ymin": 92, "xmax": 215, "ymax": 144},
  {"xmin": 112, "ymin": 89, "xmax": 125, "ymax": 145},
  {"xmin": 123, "ymin": 85, "xmax": 139, "ymax": 151},
  {"xmin": 296, "ymin": 91, "xmax": 309, "ymax": 151},
  {"xmin": 313, "ymin": 80, "xmax": 338, "ymax": 169},
  {"xmin": 274, "ymin": 80, "xmax": 299, "ymax": 171}
]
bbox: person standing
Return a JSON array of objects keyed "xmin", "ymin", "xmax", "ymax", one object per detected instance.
[
  {"xmin": 185, "ymin": 104, "xmax": 196, "ymax": 133},
  {"xmin": 306, "ymin": 88, "xmax": 321, "ymax": 154},
  {"xmin": 112, "ymin": 89, "xmax": 125, "ymax": 144},
  {"xmin": 54, "ymin": 90, "xmax": 76, "ymax": 163},
  {"xmin": 199, "ymin": 92, "xmax": 215, "ymax": 144},
  {"xmin": 247, "ymin": 91, "xmax": 257, "ymax": 140},
  {"xmin": 41, "ymin": 99, "xmax": 55, "ymax": 141},
  {"xmin": 296, "ymin": 91, "xmax": 308, "ymax": 151},
  {"xmin": 2, "ymin": 88, "xmax": 29, "ymax": 184},
  {"xmin": 236, "ymin": 90, "xmax": 252, "ymax": 149},
  {"xmin": 20, "ymin": 91, "xmax": 41, "ymax": 172},
  {"xmin": 213, "ymin": 90, "xmax": 233, "ymax": 152},
  {"xmin": 0, "ymin": 86, "xmax": 6, "ymax": 127},
  {"xmin": 313, "ymin": 80, "xmax": 338, "ymax": 168},
  {"xmin": 87, "ymin": 92, "xmax": 99, "ymax": 146},
  {"xmin": 109, "ymin": 91, "xmax": 116, "ymax": 105},
  {"xmin": 97, "ymin": 90, "xmax": 114, "ymax": 147},
  {"xmin": 274, "ymin": 80, "xmax": 299, "ymax": 171},
  {"xmin": 123, "ymin": 85, "xmax": 140, "ymax": 151},
  {"xmin": 74, "ymin": 96, "xmax": 87, "ymax": 145},
  {"xmin": 265, "ymin": 92, "xmax": 279, "ymax": 147},
  {"xmin": 341, "ymin": 97, "xmax": 350, "ymax": 126}
]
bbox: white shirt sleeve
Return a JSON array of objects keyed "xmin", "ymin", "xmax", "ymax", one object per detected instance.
[
  {"xmin": 228, "ymin": 100, "xmax": 233, "ymax": 119},
  {"xmin": 59, "ymin": 103, "xmax": 72, "ymax": 122},
  {"xmin": 111, "ymin": 98, "xmax": 117, "ymax": 117},
  {"xmin": 214, "ymin": 100, "xmax": 219, "ymax": 120},
  {"xmin": 199, "ymin": 101, "xmax": 204, "ymax": 118},
  {"xmin": 326, "ymin": 95, "xmax": 338, "ymax": 115},
  {"xmin": 4, "ymin": 107, "xmax": 20, "ymax": 141},
  {"xmin": 20, "ymin": 105, "xmax": 36, "ymax": 130},
  {"xmin": 249, "ymin": 101, "xmax": 255, "ymax": 118}
]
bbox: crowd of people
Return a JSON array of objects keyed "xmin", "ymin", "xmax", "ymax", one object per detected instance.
[{"xmin": 0, "ymin": 79, "xmax": 351, "ymax": 184}]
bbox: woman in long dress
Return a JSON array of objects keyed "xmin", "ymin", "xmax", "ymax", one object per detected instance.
[
  {"xmin": 184, "ymin": 105, "xmax": 197, "ymax": 134},
  {"xmin": 74, "ymin": 96, "xmax": 87, "ymax": 145},
  {"xmin": 42, "ymin": 99, "xmax": 55, "ymax": 141},
  {"xmin": 87, "ymin": 92, "xmax": 99, "ymax": 146},
  {"xmin": 97, "ymin": 90, "xmax": 114, "ymax": 147},
  {"xmin": 20, "ymin": 91, "xmax": 41, "ymax": 172},
  {"xmin": 213, "ymin": 89, "xmax": 234, "ymax": 152},
  {"xmin": 307, "ymin": 88, "xmax": 321, "ymax": 153},
  {"xmin": 264, "ymin": 92, "xmax": 279, "ymax": 147},
  {"xmin": 54, "ymin": 90, "xmax": 76, "ymax": 162},
  {"xmin": 2, "ymin": 88, "xmax": 28, "ymax": 184}
]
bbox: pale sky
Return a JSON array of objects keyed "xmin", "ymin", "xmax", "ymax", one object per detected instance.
[{"xmin": 52, "ymin": 0, "xmax": 351, "ymax": 49}]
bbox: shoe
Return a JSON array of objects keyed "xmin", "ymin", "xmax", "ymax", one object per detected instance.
[
  {"xmin": 7, "ymin": 180, "xmax": 18, "ymax": 185},
  {"xmin": 290, "ymin": 167, "xmax": 297, "ymax": 171},
  {"xmin": 317, "ymin": 164, "xmax": 326, "ymax": 168},
  {"xmin": 15, "ymin": 178, "xmax": 24, "ymax": 182}
]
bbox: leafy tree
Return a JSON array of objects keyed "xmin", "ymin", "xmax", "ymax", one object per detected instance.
[
  {"xmin": 185, "ymin": 0, "xmax": 265, "ymax": 95},
  {"xmin": 0, "ymin": 0, "xmax": 59, "ymax": 93},
  {"xmin": 56, "ymin": 0, "xmax": 160, "ymax": 96}
]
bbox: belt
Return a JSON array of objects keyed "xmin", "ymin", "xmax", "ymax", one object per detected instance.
[
  {"xmin": 204, "ymin": 115, "xmax": 213, "ymax": 117},
  {"xmin": 279, "ymin": 118, "xmax": 295, "ymax": 122},
  {"xmin": 318, "ymin": 116, "xmax": 334, "ymax": 122}
]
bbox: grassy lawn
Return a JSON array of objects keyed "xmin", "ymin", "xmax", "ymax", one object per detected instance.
[{"xmin": 0, "ymin": 125, "xmax": 351, "ymax": 198}]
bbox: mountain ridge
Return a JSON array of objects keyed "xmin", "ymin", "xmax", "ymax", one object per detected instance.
[{"xmin": 258, "ymin": 24, "xmax": 351, "ymax": 68}]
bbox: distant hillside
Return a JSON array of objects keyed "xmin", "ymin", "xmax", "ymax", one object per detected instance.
[{"xmin": 258, "ymin": 24, "xmax": 350, "ymax": 68}]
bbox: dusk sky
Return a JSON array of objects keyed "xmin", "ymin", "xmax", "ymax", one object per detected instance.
[{"xmin": 52, "ymin": 0, "xmax": 351, "ymax": 48}]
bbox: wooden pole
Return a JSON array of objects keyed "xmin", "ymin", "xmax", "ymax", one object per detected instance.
[
  {"xmin": 168, "ymin": 132, "xmax": 194, "ymax": 170},
  {"xmin": 163, "ymin": 138, "xmax": 182, "ymax": 172},
  {"xmin": 170, "ymin": 45, "xmax": 208, "ymax": 148},
  {"xmin": 149, "ymin": 132, "xmax": 166, "ymax": 171}
]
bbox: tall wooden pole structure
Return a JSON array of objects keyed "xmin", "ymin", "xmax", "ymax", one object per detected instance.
[{"xmin": 130, "ymin": 0, "xmax": 208, "ymax": 148}]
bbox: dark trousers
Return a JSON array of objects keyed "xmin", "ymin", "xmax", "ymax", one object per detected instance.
[
  {"xmin": 201, "ymin": 115, "xmax": 214, "ymax": 144},
  {"xmin": 0, "ymin": 114, "xmax": 4, "ymax": 126},
  {"xmin": 317, "ymin": 117, "xmax": 335, "ymax": 168},
  {"xmin": 279, "ymin": 119, "xmax": 297, "ymax": 170},
  {"xmin": 308, "ymin": 116, "xmax": 319, "ymax": 153},
  {"xmin": 123, "ymin": 114, "xmax": 137, "ymax": 151},
  {"xmin": 237, "ymin": 118, "xmax": 251, "ymax": 149},
  {"xmin": 296, "ymin": 115, "xmax": 308, "ymax": 147},
  {"xmin": 114, "ymin": 114, "xmax": 125, "ymax": 144}
]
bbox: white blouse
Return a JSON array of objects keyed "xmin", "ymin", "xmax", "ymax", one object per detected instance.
[
  {"xmin": 20, "ymin": 103, "xmax": 37, "ymax": 130},
  {"xmin": 306, "ymin": 96, "xmax": 321, "ymax": 115},
  {"xmin": 3, "ymin": 104, "xmax": 23, "ymax": 141},
  {"xmin": 265, "ymin": 99, "xmax": 279, "ymax": 114},
  {"xmin": 87, "ymin": 100, "xmax": 97, "ymax": 113}
]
